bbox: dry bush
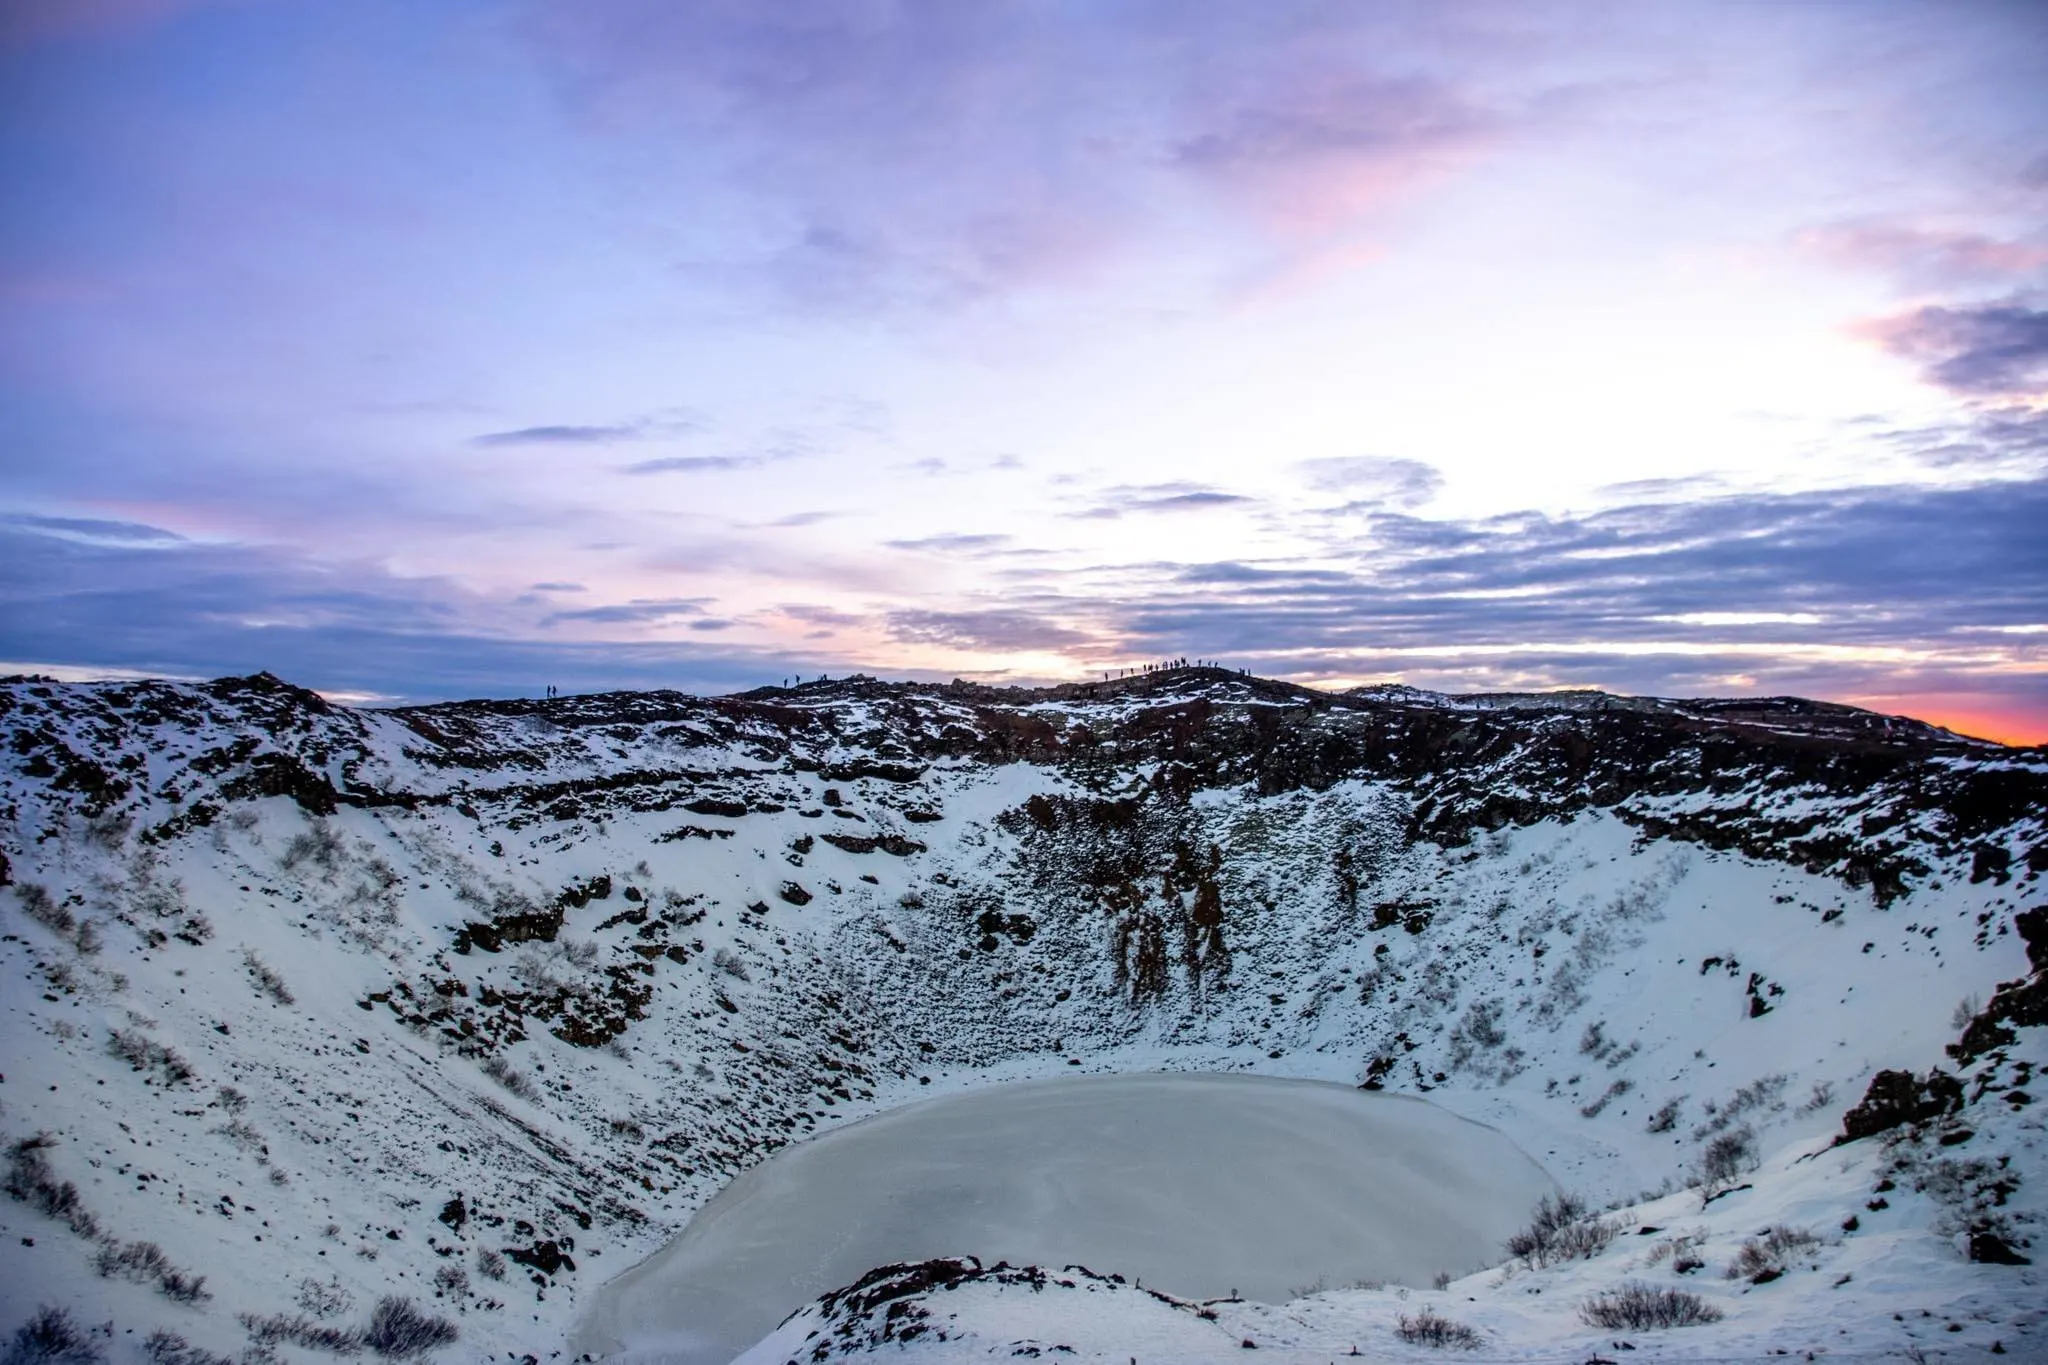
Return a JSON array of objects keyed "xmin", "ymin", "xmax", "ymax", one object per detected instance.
[
  {"xmin": 4, "ymin": 1134, "xmax": 99, "ymax": 1239},
  {"xmin": 94, "ymin": 1238, "xmax": 172, "ymax": 1282},
  {"xmin": 480, "ymin": 1054, "xmax": 536, "ymax": 1100},
  {"xmin": 1646, "ymin": 1096, "xmax": 1683, "ymax": 1133},
  {"xmin": 238, "ymin": 1311, "xmax": 363, "ymax": 1352},
  {"xmin": 1579, "ymin": 1281, "xmax": 1723, "ymax": 1330},
  {"xmin": 432, "ymin": 1263, "xmax": 470, "ymax": 1297},
  {"xmin": 1726, "ymin": 1225, "xmax": 1821, "ymax": 1283},
  {"xmin": 1393, "ymin": 1309, "xmax": 1481, "ymax": 1349},
  {"xmin": 4, "ymin": 1304, "xmax": 101, "ymax": 1365},
  {"xmin": 107, "ymin": 1028, "xmax": 194, "ymax": 1085},
  {"xmin": 711, "ymin": 946, "xmax": 751, "ymax": 981},
  {"xmin": 14, "ymin": 884, "xmax": 73, "ymax": 937},
  {"xmin": 362, "ymin": 1298, "xmax": 458, "ymax": 1357},
  {"xmin": 1505, "ymin": 1191, "xmax": 1618, "ymax": 1267},
  {"xmin": 242, "ymin": 950, "xmax": 295, "ymax": 1006},
  {"xmin": 141, "ymin": 1331, "xmax": 234, "ymax": 1365},
  {"xmin": 475, "ymin": 1247, "xmax": 506, "ymax": 1280},
  {"xmin": 282, "ymin": 821, "xmax": 346, "ymax": 874},
  {"xmin": 296, "ymin": 1276, "xmax": 353, "ymax": 1319},
  {"xmin": 1694, "ymin": 1126, "xmax": 1757, "ymax": 1205}
]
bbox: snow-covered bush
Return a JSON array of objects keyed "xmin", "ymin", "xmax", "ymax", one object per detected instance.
[
  {"xmin": 238, "ymin": 1311, "xmax": 363, "ymax": 1351},
  {"xmin": 295, "ymin": 1275, "xmax": 353, "ymax": 1318},
  {"xmin": 3, "ymin": 1304, "xmax": 101, "ymax": 1365},
  {"xmin": 107, "ymin": 1028, "xmax": 194, "ymax": 1085},
  {"xmin": 4, "ymin": 1134, "xmax": 98, "ymax": 1239},
  {"xmin": 14, "ymin": 884, "xmax": 72, "ymax": 937},
  {"xmin": 1579, "ymin": 1282, "xmax": 1722, "ymax": 1329},
  {"xmin": 1505, "ymin": 1191, "xmax": 1618, "ymax": 1267},
  {"xmin": 1694, "ymin": 1126, "xmax": 1758, "ymax": 1205},
  {"xmin": 243, "ymin": 949, "xmax": 295, "ymax": 1005},
  {"xmin": 362, "ymin": 1297, "xmax": 457, "ymax": 1357},
  {"xmin": 1726, "ymin": 1225, "xmax": 1821, "ymax": 1282},
  {"xmin": 282, "ymin": 820, "xmax": 346, "ymax": 874},
  {"xmin": 141, "ymin": 1330, "xmax": 233, "ymax": 1365},
  {"xmin": 1393, "ymin": 1309, "xmax": 1481, "ymax": 1348},
  {"xmin": 479, "ymin": 1054, "xmax": 536, "ymax": 1099}
]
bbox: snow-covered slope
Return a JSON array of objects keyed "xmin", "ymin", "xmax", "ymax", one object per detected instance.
[{"xmin": 0, "ymin": 667, "xmax": 2042, "ymax": 1362}]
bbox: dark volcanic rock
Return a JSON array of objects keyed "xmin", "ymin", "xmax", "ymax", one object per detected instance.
[{"xmin": 1839, "ymin": 1068, "xmax": 1965, "ymax": 1143}]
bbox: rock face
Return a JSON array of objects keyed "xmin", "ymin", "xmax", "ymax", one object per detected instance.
[
  {"xmin": 0, "ymin": 666, "xmax": 2043, "ymax": 1356},
  {"xmin": 1838, "ymin": 1068, "xmax": 1966, "ymax": 1143}
]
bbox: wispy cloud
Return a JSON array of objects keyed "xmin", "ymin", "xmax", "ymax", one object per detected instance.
[
  {"xmin": 1865, "ymin": 299, "xmax": 2048, "ymax": 401},
  {"xmin": 620, "ymin": 455, "xmax": 760, "ymax": 476},
  {"xmin": 885, "ymin": 532, "xmax": 1011, "ymax": 553},
  {"xmin": 3, "ymin": 513, "xmax": 187, "ymax": 546},
  {"xmin": 1296, "ymin": 456, "xmax": 1442, "ymax": 509},
  {"xmin": 542, "ymin": 597, "xmax": 712, "ymax": 626},
  {"xmin": 1067, "ymin": 483, "xmax": 1253, "ymax": 519},
  {"xmin": 472, "ymin": 423, "xmax": 641, "ymax": 447}
]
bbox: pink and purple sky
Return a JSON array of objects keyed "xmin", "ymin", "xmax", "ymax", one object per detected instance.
[{"xmin": 2, "ymin": 1, "xmax": 2044, "ymax": 740}]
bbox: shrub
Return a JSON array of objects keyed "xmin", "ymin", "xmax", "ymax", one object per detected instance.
[
  {"xmin": 296, "ymin": 1276, "xmax": 354, "ymax": 1319},
  {"xmin": 479, "ymin": 1054, "xmax": 535, "ymax": 1100},
  {"xmin": 1646, "ymin": 1097, "xmax": 1683, "ymax": 1133},
  {"xmin": 282, "ymin": 822, "xmax": 346, "ymax": 873},
  {"xmin": 1393, "ymin": 1309, "xmax": 1481, "ymax": 1349},
  {"xmin": 15, "ymin": 885, "xmax": 74, "ymax": 937},
  {"xmin": 432, "ymin": 1264, "xmax": 469, "ymax": 1297},
  {"xmin": 107, "ymin": 1029, "xmax": 194, "ymax": 1086},
  {"xmin": 1505, "ymin": 1192, "xmax": 1618, "ymax": 1267},
  {"xmin": 160, "ymin": 1270, "xmax": 209, "ymax": 1304},
  {"xmin": 1695, "ymin": 1126, "xmax": 1758, "ymax": 1205},
  {"xmin": 4, "ymin": 1135, "xmax": 99, "ymax": 1239},
  {"xmin": 2, "ymin": 1305, "xmax": 102, "ymax": 1365},
  {"xmin": 1580, "ymin": 1078, "xmax": 1633, "ymax": 1118},
  {"xmin": 237, "ymin": 1312, "xmax": 362, "ymax": 1352},
  {"xmin": 141, "ymin": 1332, "xmax": 234, "ymax": 1365},
  {"xmin": 1726, "ymin": 1225, "xmax": 1821, "ymax": 1283},
  {"xmin": 711, "ymin": 947, "xmax": 750, "ymax": 981},
  {"xmin": 362, "ymin": 1298, "xmax": 457, "ymax": 1358},
  {"xmin": 1579, "ymin": 1281, "xmax": 1723, "ymax": 1330},
  {"xmin": 475, "ymin": 1247, "xmax": 506, "ymax": 1280},
  {"xmin": 242, "ymin": 951, "xmax": 295, "ymax": 1006},
  {"xmin": 94, "ymin": 1239, "xmax": 172, "ymax": 1282},
  {"xmin": 72, "ymin": 920, "xmax": 102, "ymax": 957}
]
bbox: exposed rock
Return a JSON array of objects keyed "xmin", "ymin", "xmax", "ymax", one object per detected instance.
[{"xmin": 1839, "ymin": 1068, "xmax": 1964, "ymax": 1143}]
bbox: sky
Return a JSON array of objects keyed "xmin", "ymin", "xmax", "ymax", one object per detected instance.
[{"xmin": 1, "ymin": 1, "xmax": 2045, "ymax": 741}]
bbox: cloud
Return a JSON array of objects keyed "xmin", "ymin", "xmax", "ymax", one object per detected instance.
[
  {"xmin": 886, "ymin": 609, "xmax": 1094, "ymax": 653},
  {"xmin": 1069, "ymin": 483, "xmax": 1253, "ymax": 519},
  {"xmin": 1865, "ymin": 299, "xmax": 2048, "ymax": 401},
  {"xmin": 542, "ymin": 598, "xmax": 711, "ymax": 626},
  {"xmin": 1799, "ymin": 220, "xmax": 2048, "ymax": 289},
  {"xmin": 517, "ymin": 3, "xmax": 1524, "ymax": 313},
  {"xmin": 473, "ymin": 424, "xmax": 641, "ymax": 447},
  {"xmin": 529, "ymin": 581, "xmax": 586, "ymax": 592},
  {"xmin": 1172, "ymin": 73, "xmax": 1495, "ymax": 231},
  {"xmin": 763, "ymin": 511, "xmax": 840, "ymax": 528},
  {"xmin": 3, "ymin": 513, "xmax": 187, "ymax": 546},
  {"xmin": 885, "ymin": 533, "xmax": 1011, "ymax": 553},
  {"xmin": 1295, "ymin": 456, "xmax": 1443, "ymax": 509},
  {"xmin": 621, "ymin": 455, "xmax": 759, "ymax": 475}
]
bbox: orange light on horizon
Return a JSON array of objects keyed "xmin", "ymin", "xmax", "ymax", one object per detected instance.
[{"xmin": 1857, "ymin": 697, "xmax": 2048, "ymax": 748}]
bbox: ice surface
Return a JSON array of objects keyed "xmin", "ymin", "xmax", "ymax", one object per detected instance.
[{"xmin": 574, "ymin": 1072, "xmax": 1554, "ymax": 1364}]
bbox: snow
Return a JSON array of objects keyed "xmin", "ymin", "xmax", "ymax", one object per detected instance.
[
  {"xmin": 0, "ymin": 672, "xmax": 2039, "ymax": 1362},
  {"xmin": 573, "ymin": 1073, "xmax": 1554, "ymax": 1364}
]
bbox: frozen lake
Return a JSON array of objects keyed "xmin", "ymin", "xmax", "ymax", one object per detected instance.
[{"xmin": 574, "ymin": 1072, "xmax": 1554, "ymax": 1364}]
